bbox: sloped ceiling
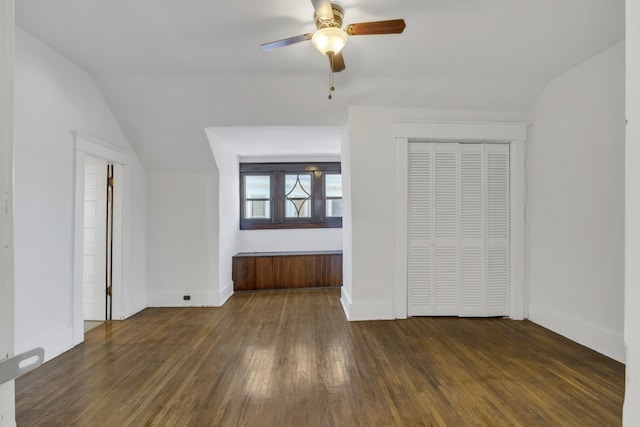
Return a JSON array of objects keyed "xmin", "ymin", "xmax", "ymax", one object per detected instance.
[{"xmin": 16, "ymin": 0, "xmax": 624, "ymax": 170}]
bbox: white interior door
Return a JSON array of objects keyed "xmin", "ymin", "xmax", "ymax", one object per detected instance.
[
  {"xmin": 407, "ymin": 142, "xmax": 509, "ymax": 317},
  {"xmin": 83, "ymin": 157, "xmax": 107, "ymax": 321}
]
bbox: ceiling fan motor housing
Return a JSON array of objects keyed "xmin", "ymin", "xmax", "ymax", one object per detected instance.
[{"xmin": 315, "ymin": 3, "xmax": 344, "ymax": 29}]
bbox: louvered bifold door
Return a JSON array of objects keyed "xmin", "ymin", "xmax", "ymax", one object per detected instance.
[
  {"xmin": 485, "ymin": 144, "xmax": 510, "ymax": 315},
  {"xmin": 407, "ymin": 143, "xmax": 435, "ymax": 315},
  {"xmin": 459, "ymin": 144, "xmax": 486, "ymax": 316},
  {"xmin": 433, "ymin": 143, "xmax": 459, "ymax": 315},
  {"xmin": 407, "ymin": 142, "xmax": 510, "ymax": 317}
]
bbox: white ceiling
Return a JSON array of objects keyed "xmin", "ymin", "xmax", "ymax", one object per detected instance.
[{"xmin": 15, "ymin": 0, "xmax": 624, "ymax": 170}]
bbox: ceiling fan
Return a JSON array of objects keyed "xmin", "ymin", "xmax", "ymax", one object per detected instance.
[{"xmin": 260, "ymin": 0, "xmax": 406, "ymax": 98}]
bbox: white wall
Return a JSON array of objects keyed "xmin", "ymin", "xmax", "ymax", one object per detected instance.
[
  {"xmin": 0, "ymin": 0, "xmax": 15, "ymax": 425},
  {"xmin": 526, "ymin": 42, "xmax": 625, "ymax": 362},
  {"xmin": 13, "ymin": 28, "xmax": 147, "ymax": 361},
  {"xmin": 121, "ymin": 159, "xmax": 148, "ymax": 316},
  {"xmin": 208, "ymin": 139, "xmax": 238, "ymax": 305},
  {"xmin": 340, "ymin": 127, "xmax": 353, "ymax": 316},
  {"xmin": 344, "ymin": 107, "xmax": 529, "ymax": 320},
  {"xmin": 237, "ymin": 229, "xmax": 342, "ymax": 253},
  {"xmin": 345, "ymin": 108, "xmax": 398, "ymax": 320},
  {"xmin": 146, "ymin": 171, "xmax": 220, "ymax": 306},
  {"xmin": 625, "ymin": 0, "xmax": 640, "ymax": 423}
]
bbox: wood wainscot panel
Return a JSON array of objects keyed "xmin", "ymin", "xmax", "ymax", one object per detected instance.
[
  {"xmin": 232, "ymin": 251, "xmax": 342, "ymax": 291},
  {"xmin": 255, "ymin": 257, "xmax": 276, "ymax": 290},
  {"xmin": 231, "ymin": 256, "xmax": 256, "ymax": 291}
]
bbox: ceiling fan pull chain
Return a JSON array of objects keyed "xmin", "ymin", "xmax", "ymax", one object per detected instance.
[{"xmin": 328, "ymin": 54, "xmax": 336, "ymax": 100}]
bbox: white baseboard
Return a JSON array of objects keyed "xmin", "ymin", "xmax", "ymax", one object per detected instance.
[
  {"xmin": 147, "ymin": 291, "xmax": 219, "ymax": 307},
  {"xmin": 121, "ymin": 291, "xmax": 147, "ymax": 319},
  {"xmin": 0, "ymin": 382, "xmax": 16, "ymax": 427},
  {"xmin": 0, "ymin": 418, "xmax": 16, "ymax": 427},
  {"xmin": 528, "ymin": 302, "xmax": 625, "ymax": 363},
  {"xmin": 218, "ymin": 282, "xmax": 234, "ymax": 306},
  {"xmin": 341, "ymin": 291, "xmax": 395, "ymax": 321},
  {"xmin": 15, "ymin": 326, "xmax": 75, "ymax": 364},
  {"xmin": 625, "ymin": 380, "xmax": 640, "ymax": 424},
  {"xmin": 340, "ymin": 288, "xmax": 352, "ymax": 320}
]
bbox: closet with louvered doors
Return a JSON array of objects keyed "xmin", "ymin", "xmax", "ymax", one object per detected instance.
[{"xmin": 407, "ymin": 142, "xmax": 510, "ymax": 317}]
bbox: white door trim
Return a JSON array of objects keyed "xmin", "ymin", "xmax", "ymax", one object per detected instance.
[
  {"xmin": 0, "ymin": 0, "xmax": 15, "ymax": 423},
  {"xmin": 394, "ymin": 121, "xmax": 528, "ymax": 320},
  {"xmin": 72, "ymin": 133, "xmax": 130, "ymax": 345}
]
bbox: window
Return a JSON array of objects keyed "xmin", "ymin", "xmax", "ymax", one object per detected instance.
[
  {"xmin": 240, "ymin": 162, "xmax": 342, "ymax": 230},
  {"xmin": 243, "ymin": 175, "xmax": 271, "ymax": 219},
  {"xmin": 325, "ymin": 173, "xmax": 343, "ymax": 217}
]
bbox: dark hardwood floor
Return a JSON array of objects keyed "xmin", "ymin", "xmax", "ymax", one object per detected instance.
[{"xmin": 16, "ymin": 288, "xmax": 624, "ymax": 426}]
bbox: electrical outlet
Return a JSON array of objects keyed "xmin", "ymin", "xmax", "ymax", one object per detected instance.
[{"xmin": 183, "ymin": 295, "xmax": 191, "ymax": 301}]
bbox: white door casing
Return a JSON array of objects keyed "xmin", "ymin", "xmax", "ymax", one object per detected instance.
[
  {"xmin": 0, "ymin": 0, "xmax": 15, "ymax": 423},
  {"xmin": 394, "ymin": 121, "xmax": 528, "ymax": 320}
]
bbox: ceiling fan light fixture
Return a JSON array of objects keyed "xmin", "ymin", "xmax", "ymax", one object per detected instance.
[{"xmin": 311, "ymin": 27, "xmax": 348, "ymax": 56}]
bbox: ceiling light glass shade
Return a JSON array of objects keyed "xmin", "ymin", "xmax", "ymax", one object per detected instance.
[{"xmin": 311, "ymin": 27, "xmax": 348, "ymax": 56}]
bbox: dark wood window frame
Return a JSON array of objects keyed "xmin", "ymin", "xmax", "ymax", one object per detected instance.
[{"xmin": 240, "ymin": 162, "xmax": 342, "ymax": 230}]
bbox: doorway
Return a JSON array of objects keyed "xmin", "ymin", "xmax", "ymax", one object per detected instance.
[
  {"xmin": 72, "ymin": 134, "xmax": 129, "ymax": 344},
  {"xmin": 393, "ymin": 122, "xmax": 527, "ymax": 320}
]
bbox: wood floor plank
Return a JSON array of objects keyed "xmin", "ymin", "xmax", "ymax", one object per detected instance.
[{"xmin": 16, "ymin": 288, "xmax": 624, "ymax": 426}]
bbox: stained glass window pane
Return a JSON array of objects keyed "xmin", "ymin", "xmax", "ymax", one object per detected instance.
[
  {"xmin": 285, "ymin": 174, "xmax": 311, "ymax": 198},
  {"xmin": 285, "ymin": 173, "xmax": 312, "ymax": 218},
  {"xmin": 285, "ymin": 199, "xmax": 311, "ymax": 218}
]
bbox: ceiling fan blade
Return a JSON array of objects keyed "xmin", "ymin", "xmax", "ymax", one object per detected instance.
[
  {"xmin": 311, "ymin": 0, "xmax": 334, "ymax": 21},
  {"xmin": 260, "ymin": 34, "xmax": 313, "ymax": 52},
  {"xmin": 345, "ymin": 19, "xmax": 406, "ymax": 36},
  {"xmin": 330, "ymin": 52, "xmax": 345, "ymax": 72}
]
